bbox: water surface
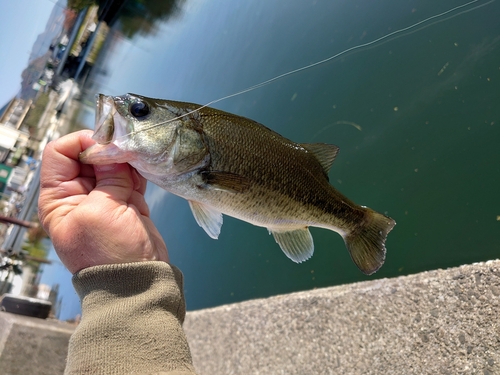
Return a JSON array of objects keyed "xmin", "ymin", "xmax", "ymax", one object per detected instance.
[{"xmin": 80, "ymin": 0, "xmax": 500, "ymax": 310}]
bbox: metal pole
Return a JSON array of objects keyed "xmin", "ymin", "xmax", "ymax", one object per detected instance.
[
  {"xmin": 0, "ymin": 215, "xmax": 39, "ymax": 229},
  {"xmin": 1, "ymin": 166, "xmax": 41, "ymax": 254}
]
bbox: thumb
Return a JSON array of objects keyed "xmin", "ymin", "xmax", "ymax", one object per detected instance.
[{"xmin": 93, "ymin": 163, "xmax": 140, "ymax": 202}]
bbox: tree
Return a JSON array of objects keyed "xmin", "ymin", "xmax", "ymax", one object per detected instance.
[
  {"xmin": 22, "ymin": 215, "xmax": 50, "ymax": 272},
  {"xmin": 67, "ymin": 0, "xmax": 97, "ymax": 11},
  {"xmin": 118, "ymin": 0, "xmax": 184, "ymax": 37}
]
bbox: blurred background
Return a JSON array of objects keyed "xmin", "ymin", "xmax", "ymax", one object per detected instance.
[{"xmin": 1, "ymin": 0, "xmax": 499, "ymax": 321}]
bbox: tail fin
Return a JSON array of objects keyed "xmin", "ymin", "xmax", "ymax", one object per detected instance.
[{"xmin": 344, "ymin": 208, "xmax": 396, "ymax": 275}]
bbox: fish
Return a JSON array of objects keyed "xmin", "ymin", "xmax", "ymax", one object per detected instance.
[{"xmin": 79, "ymin": 93, "xmax": 395, "ymax": 275}]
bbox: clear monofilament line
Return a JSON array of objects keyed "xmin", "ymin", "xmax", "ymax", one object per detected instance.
[{"xmin": 115, "ymin": 0, "xmax": 494, "ymax": 141}]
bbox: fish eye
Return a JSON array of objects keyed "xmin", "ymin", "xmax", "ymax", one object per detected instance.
[{"xmin": 129, "ymin": 101, "xmax": 150, "ymax": 119}]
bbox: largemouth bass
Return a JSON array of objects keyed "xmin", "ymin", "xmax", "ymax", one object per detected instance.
[{"xmin": 79, "ymin": 93, "xmax": 395, "ymax": 275}]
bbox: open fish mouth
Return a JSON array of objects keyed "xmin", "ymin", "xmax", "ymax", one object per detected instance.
[
  {"xmin": 79, "ymin": 94, "xmax": 134, "ymax": 165},
  {"xmin": 92, "ymin": 94, "xmax": 117, "ymax": 144}
]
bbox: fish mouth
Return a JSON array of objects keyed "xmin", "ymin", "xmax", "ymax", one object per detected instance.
[
  {"xmin": 79, "ymin": 94, "xmax": 133, "ymax": 165},
  {"xmin": 92, "ymin": 94, "xmax": 116, "ymax": 144}
]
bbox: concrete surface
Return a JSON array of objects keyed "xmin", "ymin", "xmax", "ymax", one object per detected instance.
[
  {"xmin": 0, "ymin": 311, "xmax": 74, "ymax": 375},
  {"xmin": 0, "ymin": 261, "xmax": 498, "ymax": 374},
  {"xmin": 184, "ymin": 260, "xmax": 500, "ymax": 375}
]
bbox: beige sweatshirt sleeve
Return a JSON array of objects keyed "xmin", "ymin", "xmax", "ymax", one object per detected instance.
[{"xmin": 65, "ymin": 261, "xmax": 198, "ymax": 375}]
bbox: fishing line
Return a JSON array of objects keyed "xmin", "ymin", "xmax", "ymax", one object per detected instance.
[{"xmin": 116, "ymin": 0, "xmax": 494, "ymax": 140}]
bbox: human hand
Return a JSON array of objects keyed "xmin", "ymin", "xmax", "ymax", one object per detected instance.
[{"xmin": 38, "ymin": 130, "xmax": 169, "ymax": 274}]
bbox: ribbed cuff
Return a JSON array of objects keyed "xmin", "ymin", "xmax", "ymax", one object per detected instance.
[
  {"xmin": 66, "ymin": 261, "xmax": 196, "ymax": 374},
  {"xmin": 72, "ymin": 261, "xmax": 186, "ymax": 322}
]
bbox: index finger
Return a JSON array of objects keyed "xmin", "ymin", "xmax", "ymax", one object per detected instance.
[{"xmin": 40, "ymin": 130, "xmax": 96, "ymax": 189}]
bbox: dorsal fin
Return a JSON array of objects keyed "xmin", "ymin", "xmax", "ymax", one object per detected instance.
[{"xmin": 301, "ymin": 143, "xmax": 340, "ymax": 174}]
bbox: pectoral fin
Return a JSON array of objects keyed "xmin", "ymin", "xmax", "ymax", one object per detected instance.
[
  {"xmin": 201, "ymin": 171, "xmax": 251, "ymax": 193},
  {"xmin": 270, "ymin": 227, "xmax": 314, "ymax": 263},
  {"xmin": 188, "ymin": 200, "xmax": 223, "ymax": 239}
]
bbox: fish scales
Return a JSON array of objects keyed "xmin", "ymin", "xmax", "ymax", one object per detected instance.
[
  {"xmin": 196, "ymin": 107, "xmax": 364, "ymax": 228},
  {"xmin": 79, "ymin": 93, "xmax": 395, "ymax": 275}
]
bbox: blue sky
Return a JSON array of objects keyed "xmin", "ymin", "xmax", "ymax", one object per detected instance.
[
  {"xmin": 1, "ymin": 0, "xmax": 82, "ymax": 320},
  {"xmin": 39, "ymin": 245, "xmax": 81, "ymax": 320},
  {"xmin": 0, "ymin": 0, "xmax": 57, "ymax": 106}
]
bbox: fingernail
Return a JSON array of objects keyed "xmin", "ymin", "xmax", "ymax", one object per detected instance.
[{"xmin": 95, "ymin": 164, "xmax": 117, "ymax": 172}]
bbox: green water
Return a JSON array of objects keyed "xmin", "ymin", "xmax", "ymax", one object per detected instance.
[{"xmin": 80, "ymin": 0, "xmax": 500, "ymax": 310}]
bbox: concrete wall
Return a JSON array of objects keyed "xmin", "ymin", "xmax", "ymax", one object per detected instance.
[
  {"xmin": 0, "ymin": 311, "xmax": 74, "ymax": 375},
  {"xmin": 184, "ymin": 260, "xmax": 500, "ymax": 375},
  {"xmin": 0, "ymin": 260, "xmax": 498, "ymax": 374}
]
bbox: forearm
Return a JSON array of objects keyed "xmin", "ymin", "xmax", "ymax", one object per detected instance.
[{"xmin": 66, "ymin": 261, "xmax": 197, "ymax": 375}]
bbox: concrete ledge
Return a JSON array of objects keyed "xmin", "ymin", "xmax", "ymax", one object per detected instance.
[
  {"xmin": 0, "ymin": 311, "xmax": 74, "ymax": 375},
  {"xmin": 184, "ymin": 260, "xmax": 500, "ymax": 375}
]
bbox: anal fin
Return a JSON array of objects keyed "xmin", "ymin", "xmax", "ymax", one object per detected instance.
[
  {"xmin": 270, "ymin": 227, "xmax": 314, "ymax": 263},
  {"xmin": 188, "ymin": 200, "xmax": 223, "ymax": 239}
]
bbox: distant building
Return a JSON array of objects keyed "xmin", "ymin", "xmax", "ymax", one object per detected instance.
[
  {"xmin": 0, "ymin": 98, "xmax": 32, "ymax": 194},
  {"xmin": 0, "ymin": 97, "xmax": 31, "ymax": 130}
]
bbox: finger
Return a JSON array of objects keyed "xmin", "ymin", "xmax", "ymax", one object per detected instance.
[
  {"xmin": 129, "ymin": 189, "xmax": 150, "ymax": 217},
  {"xmin": 131, "ymin": 167, "xmax": 148, "ymax": 194},
  {"xmin": 41, "ymin": 130, "xmax": 96, "ymax": 189},
  {"xmin": 80, "ymin": 164, "xmax": 97, "ymax": 179},
  {"xmin": 51, "ymin": 129, "xmax": 95, "ymax": 161},
  {"xmin": 39, "ymin": 131, "xmax": 97, "ymax": 229},
  {"xmin": 93, "ymin": 163, "xmax": 137, "ymax": 203}
]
